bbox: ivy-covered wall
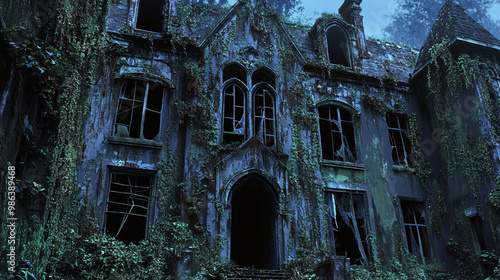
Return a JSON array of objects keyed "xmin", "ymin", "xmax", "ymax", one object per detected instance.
[{"xmin": 2, "ymin": 0, "xmax": 500, "ymax": 279}]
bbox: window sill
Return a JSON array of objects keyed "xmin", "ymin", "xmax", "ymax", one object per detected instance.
[
  {"xmin": 392, "ymin": 165, "xmax": 416, "ymax": 174},
  {"xmin": 108, "ymin": 136, "xmax": 163, "ymax": 150},
  {"xmin": 134, "ymin": 28, "xmax": 163, "ymax": 36},
  {"xmin": 320, "ymin": 160, "xmax": 364, "ymax": 170}
]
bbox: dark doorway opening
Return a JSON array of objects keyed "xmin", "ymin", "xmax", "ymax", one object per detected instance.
[{"xmin": 231, "ymin": 177, "xmax": 277, "ymax": 270}]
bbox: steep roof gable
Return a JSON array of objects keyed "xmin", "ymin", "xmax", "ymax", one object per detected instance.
[
  {"xmin": 198, "ymin": 0, "xmax": 306, "ymax": 64},
  {"xmin": 414, "ymin": 0, "xmax": 500, "ymax": 74}
]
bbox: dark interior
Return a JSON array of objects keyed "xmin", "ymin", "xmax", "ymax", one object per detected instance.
[
  {"xmin": 136, "ymin": 0, "xmax": 164, "ymax": 32},
  {"xmin": 327, "ymin": 26, "xmax": 350, "ymax": 67},
  {"xmin": 106, "ymin": 173, "xmax": 151, "ymax": 244},
  {"xmin": 231, "ymin": 177, "xmax": 277, "ymax": 269}
]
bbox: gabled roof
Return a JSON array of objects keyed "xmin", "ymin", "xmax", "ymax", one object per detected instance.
[
  {"xmin": 198, "ymin": 0, "xmax": 306, "ymax": 64},
  {"xmin": 414, "ymin": 0, "xmax": 500, "ymax": 74}
]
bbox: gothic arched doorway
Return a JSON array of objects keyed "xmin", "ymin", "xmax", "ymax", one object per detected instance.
[{"xmin": 230, "ymin": 176, "xmax": 278, "ymax": 270}]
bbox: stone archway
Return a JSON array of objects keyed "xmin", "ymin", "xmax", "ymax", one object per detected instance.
[{"xmin": 230, "ymin": 175, "xmax": 278, "ymax": 270}]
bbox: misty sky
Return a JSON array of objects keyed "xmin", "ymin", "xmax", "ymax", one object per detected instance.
[
  {"xmin": 294, "ymin": 0, "xmax": 500, "ymax": 39},
  {"xmin": 226, "ymin": 0, "xmax": 500, "ymax": 41},
  {"xmin": 293, "ymin": 0, "xmax": 398, "ymax": 39}
]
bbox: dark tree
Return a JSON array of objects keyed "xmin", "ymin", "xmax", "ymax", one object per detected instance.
[
  {"xmin": 269, "ymin": 0, "xmax": 303, "ymax": 17},
  {"xmin": 385, "ymin": 0, "xmax": 500, "ymax": 47}
]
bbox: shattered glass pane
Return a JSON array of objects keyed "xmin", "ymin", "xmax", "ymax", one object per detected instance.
[
  {"xmin": 106, "ymin": 172, "xmax": 152, "ymax": 244},
  {"xmin": 115, "ymin": 80, "xmax": 163, "ymax": 140},
  {"xmin": 387, "ymin": 114, "xmax": 413, "ymax": 167},
  {"xmin": 223, "ymin": 84, "xmax": 246, "ymax": 143},
  {"xmin": 319, "ymin": 105, "xmax": 356, "ymax": 162},
  {"xmin": 401, "ymin": 200, "xmax": 431, "ymax": 262},
  {"xmin": 254, "ymin": 87, "xmax": 275, "ymax": 147},
  {"xmin": 330, "ymin": 192, "xmax": 369, "ymax": 265}
]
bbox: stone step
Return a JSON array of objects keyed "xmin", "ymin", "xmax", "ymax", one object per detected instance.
[{"xmin": 226, "ymin": 268, "xmax": 292, "ymax": 280}]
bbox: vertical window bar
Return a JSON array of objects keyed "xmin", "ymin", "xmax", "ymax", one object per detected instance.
[{"xmin": 140, "ymin": 82, "xmax": 149, "ymax": 139}]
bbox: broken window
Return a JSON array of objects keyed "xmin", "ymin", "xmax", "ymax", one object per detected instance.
[
  {"xmin": 326, "ymin": 25, "xmax": 350, "ymax": 67},
  {"xmin": 254, "ymin": 87, "xmax": 275, "ymax": 147},
  {"xmin": 136, "ymin": 0, "xmax": 165, "ymax": 32},
  {"xmin": 252, "ymin": 68, "xmax": 276, "ymax": 89},
  {"xmin": 105, "ymin": 171, "xmax": 153, "ymax": 244},
  {"xmin": 223, "ymin": 83, "xmax": 246, "ymax": 144},
  {"xmin": 221, "ymin": 64, "xmax": 278, "ymax": 146},
  {"xmin": 318, "ymin": 105, "xmax": 357, "ymax": 162},
  {"xmin": 401, "ymin": 200, "xmax": 431, "ymax": 262},
  {"xmin": 327, "ymin": 192, "xmax": 369, "ymax": 265},
  {"xmin": 114, "ymin": 80, "xmax": 163, "ymax": 140},
  {"xmin": 387, "ymin": 114, "xmax": 414, "ymax": 168}
]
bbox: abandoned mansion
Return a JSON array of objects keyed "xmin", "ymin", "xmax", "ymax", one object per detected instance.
[{"xmin": 1, "ymin": 0, "xmax": 500, "ymax": 278}]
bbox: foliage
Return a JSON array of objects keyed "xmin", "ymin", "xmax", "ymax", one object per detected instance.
[
  {"xmin": 284, "ymin": 228, "xmax": 320, "ymax": 279},
  {"xmin": 490, "ymin": 177, "xmax": 500, "ymax": 209},
  {"xmin": 486, "ymin": 260, "xmax": 500, "ymax": 280},
  {"xmin": 351, "ymin": 253, "xmax": 434, "ymax": 280},
  {"xmin": 385, "ymin": 0, "xmax": 500, "ymax": 47},
  {"xmin": 77, "ymin": 233, "xmax": 171, "ymax": 279},
  {"xmin": 426, "ymin": 40, "xmax": 497, "ymax": 206},
  {"xmin": 74, "ymin": 219, "xmax": 196, "ymax": 279},
  {"xmin": 446, "ymin": 238, "xmax": 483, "ymax": 279},
  {"xmin": 182, "ymin": 0, "xmax": 303, "ymax": 17}
]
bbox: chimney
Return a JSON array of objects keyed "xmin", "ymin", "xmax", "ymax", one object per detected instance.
[{"xmin": 339, "ymin": 0, "xmax": 366, "ymax": 57}]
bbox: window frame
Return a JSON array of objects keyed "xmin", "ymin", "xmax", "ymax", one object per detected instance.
[
  {"xmin": 134, "ymin": 0, "xmax": 166, "ymax": 33},
  {"xmin": 114, "ymin": 79, "xmax": 165, "ymax": 141},
  {"xmin": 222, "ymin": 79, "xmax": 248, "ymax": 144},
  {"xmin": 104, "ymin": 169, "xmax": 157, "ymax": 244},
  {"xmin": 326, "ymin": 190, "xmax": 370, "ymax": 265},
  {"xmin": 399, "ymin": 200, "xmax": 432, "ymax": 263},
  {"xmin": 317, "ymin": 103, "xmax": 358, "ymax": 163},
  {"xmin": 324, "ymin": 23, "xmax": 352, "ymax": 68},
  {"xmin": 220, "ymin": 64, "xmax": 278, "ymax": 148},
  {"xmin": 387, "ymin": 113, "xmax": 414, "ymax": 168},
  {"xmin": 252, "ymin": 83, "xmax": 277, "ymax": 147}
]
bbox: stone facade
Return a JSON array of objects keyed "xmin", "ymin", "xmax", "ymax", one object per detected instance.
[{"xmin": 1, "ymin": 0, "xmax": 500, "ymax": 278}]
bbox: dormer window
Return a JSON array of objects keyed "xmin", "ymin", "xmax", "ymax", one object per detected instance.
[
  {"xmin": 136, "ymin": 0, "xmax": 165, "ymax": 32},
  {"xmin": 326, "ymin": 25, "xmax": 350, "ymax": 67}
]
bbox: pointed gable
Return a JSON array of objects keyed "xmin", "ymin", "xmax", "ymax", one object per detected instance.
[
  {"xmin": 415, "ymin": 0, "xmax": 500, "ymax": 74},
  {"xmin": 199, "ymin": 0, "xmax": 306, "ymax": 64}
]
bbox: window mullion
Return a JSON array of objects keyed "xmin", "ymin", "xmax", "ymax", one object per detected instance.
[
  {"xmin": 140, "ymin": 82, "xmax": 150, "ymax": 139},
  {"xmin": 129, "ymin": 81, "xmax": 138, "ymax": 132},
  {"xmin": 336, "ymin": 107, "xmax": 345, "ymax": 159}
]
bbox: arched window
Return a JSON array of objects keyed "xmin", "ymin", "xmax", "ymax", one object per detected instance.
[
  {"xmin": 223, "ymin": 83, "xmax": 246, "ymax": 144},
  {"xmin": 253, "ymin": 87, "xmax": 275, "ymax": 147},
  {"xmin": 326, "ymin": 25, "xmax": 350, "ymax": 67},
  {"xmin": 221, "ymin": 64, "xmax": 278, "ymax": 147},
  {"xmin": 318, "ymin": 104, "xmax": 356, "ymax": 161},
  {"xmin": 223, "ymin": 63, "xmax": 247, "ymax": 84},
  {"xmin": 136, "ymin": 0, "xmax": 165, "ymax": 32},
  {"xmin": 252, "ymin": 68, "xmax": 275, "ymax": 89}
]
